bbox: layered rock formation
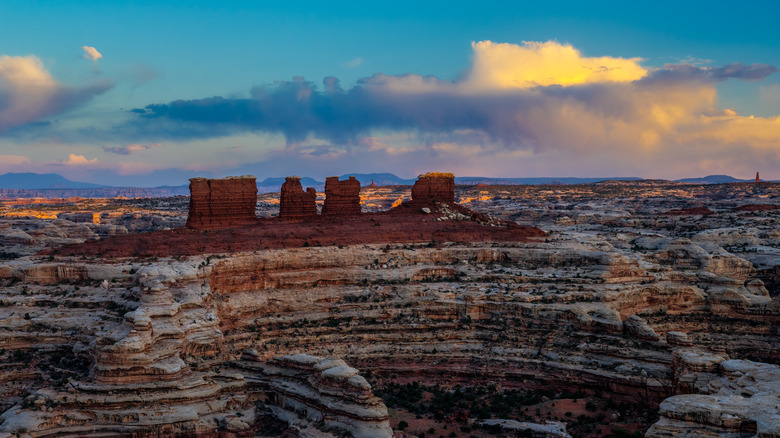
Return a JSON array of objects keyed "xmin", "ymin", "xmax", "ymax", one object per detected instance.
[
  {"xmin": 279, "ymin": 176, "xmax": 317, "ymax": 220},
  {"xmin": 411, "ymin": 172, "xmax": 455, "ymax": 205},
  {"xmin": 1, "ymin": 180, "xmax": 779, "ymax": 436},
  {"xmin": 186, "ymin": 176, "xmax": 258, "ymax": 230},
  {"xmin": 322, "ymin": 176, "xmax": 361, "ymax": 216}
]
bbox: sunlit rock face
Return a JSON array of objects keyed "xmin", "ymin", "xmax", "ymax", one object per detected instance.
[
  {"xmin": 322, "ymin": 176, "xmax": 361, "ymax": 216},
  {"xmin": 186, "ymin": 176, "xmax": 258, "ymax": 230},
  {"xmin": 278, "ymin": 176, "xmax": 317, "ymax": 221}
]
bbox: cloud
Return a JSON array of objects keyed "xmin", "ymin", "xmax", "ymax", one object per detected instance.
[
  {"xmin": 81, "ymin": 46, "xmax": 103, "ymax": 62},
  {"xmin": 63, "ymin": 153, "xmax": 98, "ymax": 165},
  {"xmin": 0, "ymin": 55, "xmax": 111, "ymax": 133},
  {"xmin": 81, "ymin": 46, "xmax": 103, "ymax": 74},
  {"xmin": 0, "ymin": 155, "xmax": 31, "ymax": 172},
  {"xmin": 462, "ymin": 40, "xmax": 648, "ymax": 90},
  {"xmin": 345, "ymin": 58, "xmax": 363, "ymax": 68},
  {"xmin": 125, "ymin": 40, "xmax": 779, "ymax": 178},
  {"xmin": 760, "ymin": 84, "xmax": 780, "ymax": 106},
  {"xmin": 102, "ymin": 143, "xmax": 160, "ymax": 155}
]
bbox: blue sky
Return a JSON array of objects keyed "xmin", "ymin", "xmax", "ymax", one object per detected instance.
[{"xmin": 1, "ymin": 1, "xmax": 779, "ymax": 185}]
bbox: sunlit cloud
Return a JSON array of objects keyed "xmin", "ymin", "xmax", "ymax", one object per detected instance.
[
  {"xmin": 0, "ymin": 154, "xmax": 31, "ymax": 173},
  {"xmin": 0, "ymin": 54, "xmax": 111, "ymax": 132},
  {"xmin": 62, "ymin": 153, "xmax": 98, "ymax": 166},
  {"xmin": 81, "ymin": 45, "xmax": 103, "ymax": 73},
  {"xmin": 462, "ymin": 40, "xmax": 648, "ymax": 90},
  {"xmin": 114, "ymin": 40, "xmax": 780, "ymax": 179},
  {"xmin": 81, "ymin": 46, "xmax": 102, "ymax": 62}
]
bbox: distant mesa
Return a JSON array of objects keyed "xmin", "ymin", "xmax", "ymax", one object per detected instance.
[{"xmin": 186, "ymin": 175, "xmax": 258, "ymax": 230}]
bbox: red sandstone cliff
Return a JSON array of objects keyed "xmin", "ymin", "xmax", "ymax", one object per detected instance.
[
  {"xmin": 411, "ymin": 172, "xmax": 455, "ymax": 205},
  {"xmin": 279, "ymin": 176, "xmax": 317, "ymax": 220},
  {"xmin": 322, "ymin": 176, "xmax": 361, "ymax": 216},
  {"xmin": 186, "ymin": 176, "xmax": 258, "ymax": 230}
]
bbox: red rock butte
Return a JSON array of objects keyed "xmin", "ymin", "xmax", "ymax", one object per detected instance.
[
  {"xmin": 185, "ymin": 176, "xmax": 258, "ymax": 230},
  {"xmin": 279, "ymin": 176, "xmax": 317, "ymax": 221},
  {"xmin": 411, "ymin": 172, "xmax": 455, "ymax": 205},
  {"xmin": 322, "ymin": 176, "xmax": 361, "ymax": 216},
  {"xmin": 54, "ymin": 172, "xmax": 545, "ymax": 257}
]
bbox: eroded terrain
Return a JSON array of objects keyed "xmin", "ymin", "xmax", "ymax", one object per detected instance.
[{"xmin": 0, "ymin": 180, "xmax": 778, "ymax": 438}]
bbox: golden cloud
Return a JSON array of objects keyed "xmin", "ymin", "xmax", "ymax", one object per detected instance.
[{"xmin": 464, "ymin": 40, "xmax": 648, "ymax": 90}]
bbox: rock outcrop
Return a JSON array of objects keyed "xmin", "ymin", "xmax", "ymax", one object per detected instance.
[
  {"xmin": 322, "ymin": 176, "xmax": 361, "ymax": 216},
  {"xmin": 411, "ymin": 172, "xmax": 455, "ymax": 205},
  {"xmin": 238, "ymin": 352, "xmax": 392, "ymax": 438},
  {"xmin": 279, "ymin": 176, "xmax": 317, "ymax": 220},
  {"xmin": 186, "ymin": 176, "xmax": 258, "ymax": 230},
  {"xmin": 647, "ymin": 354, "xmax": 780, "ymax": 437}
]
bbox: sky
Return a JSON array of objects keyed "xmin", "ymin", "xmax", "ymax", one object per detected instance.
[{"xmin": 1, "ymin": 0, "xmax": 779, "ymax": 186}]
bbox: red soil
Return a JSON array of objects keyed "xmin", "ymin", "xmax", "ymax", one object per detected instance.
[
  {"xmin": 48, "ymin": 204, "xmax": 545, "ymax": 258},
  {"xmin": 733, "ymin": 204, "xmax": 780, "ymax": 212}
]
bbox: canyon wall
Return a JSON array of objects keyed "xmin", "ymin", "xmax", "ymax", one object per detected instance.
[
  {"xmin": 322, "ymin": 176, "xmax": 361, "ymax": 216},
  {"xmin": 411, "ymin": 172, "xmax": 455, "ymax": 205},
  {"xmin": 278, "ymin": 176, "xmax": 317, "ymax": 220},
  {"xmin": 186, "ymin": 176, "xmax": 258, "ymax": 230}
]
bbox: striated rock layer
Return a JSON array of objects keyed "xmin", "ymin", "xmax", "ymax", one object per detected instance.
[
  {"xmin": 322, "ymin": 176, "xmax": 361, "ymax": 216},
  {"xmin": 186, "ymin": 176, "xmax": 258, "ymax": 230},
  {"xmin": 279, "ymin": 176, "xmax": 317, "ymax": 221},
  {"xmin": 4, "ymin": 232, "xmax": 779, "ymax": 436}
]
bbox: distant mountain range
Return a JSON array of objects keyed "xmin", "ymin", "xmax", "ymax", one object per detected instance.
[
  {"xmin": 675, "ymin": 175, "xmax": 757, "ymax": 184},
  {"xmin": 0, "ymin": 173, "xmax": 107, "ymax": 189},
  {"xmin": 0, "ymin": 172, "xmax": 774, "ymax": 198}
]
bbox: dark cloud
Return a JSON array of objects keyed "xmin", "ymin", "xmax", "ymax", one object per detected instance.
[
  {"xmin": 708, "ymin": 63, "xmax": 778, "ymax": 81},
  {"xmin": 650, "ymin": 63, "xmax": 777, "ymax": 83},
  {"xmin": 102, "ymin": 143, "xmax": 159, "ymax": 155}
]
